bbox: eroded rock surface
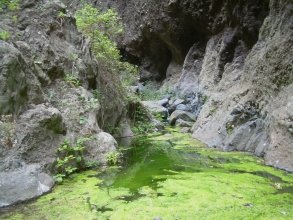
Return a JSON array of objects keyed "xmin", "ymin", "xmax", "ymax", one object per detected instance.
[{"xmin": 95, "ymin": 0, "xmax": 293, "ymax": 171}]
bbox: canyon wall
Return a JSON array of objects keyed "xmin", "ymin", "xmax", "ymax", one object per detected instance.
[{"xmin": 97, "ymin": 0, "xmax": 293, "ymax": 171}]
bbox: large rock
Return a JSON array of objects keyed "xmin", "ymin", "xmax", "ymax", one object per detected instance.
[
  {"xmin": 0, "ymin": 164, "xmax": 54, "ymax": 207},
  {"xmin": 84, "ymin": 132, "xmax": 119, "ymax": 165},
  {"xmin": 175, "ymin": 119, "xmax": 194, "ymax": 127},
  {"xmin": 156, "ymin": 98, "xmax": 169, "ymax": 107},
  {"xmin": 142, "ymin": 101, "xmax": 169, "ymax": 118},
  {"xmin": 169, "ymin": 110, "xmax": 196, "ymax": 126}
]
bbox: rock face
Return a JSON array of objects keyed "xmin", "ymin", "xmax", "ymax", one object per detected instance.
[
  {"xmin": 0, "ymin": 0, "xmax": 136, "ymax": 207},
  {"xmin": 97, "ymin": 0, "xmax": 293, "ymax": 171}
]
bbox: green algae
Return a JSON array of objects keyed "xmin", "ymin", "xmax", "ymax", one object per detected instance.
[{"xmin": 1, "ymin": 128, "xmax": 293, "ymax": 220}]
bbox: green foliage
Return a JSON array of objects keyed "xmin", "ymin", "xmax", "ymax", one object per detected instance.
[
  {"xmin": 74, "ymin": 4, "xmax": 134, "ymax": 75},
  {"xmin": 65, "ymin": 73, "xmax": 81, "ymax": 87},
  {"xmin": 12, "ymin": 15, "xmax": 17, "ymax": 22},
  {"xmin": 79, "ymin": 117, "xmax": 88, "ymax": 124},
  {"xmin": 131, "ymin": 105, "xmax": 155, "ymax": 134},
  {"xmin": 54, "ymin": 137, "xmax": 91, "ymax": 183},
  {"xmin": 7, "ymin": 0, "xmax": 20, "ymax": 11},
  {"xmin": 226, "ymin": 122, "xmax": 234, "ymax": 135},
  {"xmin": 106, "ymin": 151, "xmax": 121, "ymax": 165},
  {"xmin": 140, "ymin": 82, "xmax": 174, "ymax": 101},
  {"xmin": 34, "ymin": 61, "xmax": 42, "ymax": 65},
  {"xmin": 92, "ymin": 89, "xmax": 105, "ymax": 100},
  {"xmin": 85, "ymin": 160, "xmax": 100, "ymax": 168},
  {"xmin": 59, "ymin": 11, "xmax": 67, "ymax": 19},
  {"xmin": 120, "ymin": 65, "xmax": 138, "ymax": 86},
  {"xmin": 52, "ymin": 173, "xmax": 65, "ymax": 184},
  {"xmin": 152, "ymin": 111, "xmax": 163, "ymax": 122},
  {"xmin": 201, "ymin": 95, "xmax": 208, "ymax": 103},
  {"xmin": 0, "ymin": 30, "xmax": 10, "ymax": 40},
  {"xmin": 70, "ymin": 53, "xmax": 78, "ymax": 60}
]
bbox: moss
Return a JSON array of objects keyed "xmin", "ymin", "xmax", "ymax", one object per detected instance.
[{"xmin": 2, "ymin": 129, "xmax": 293, "ymax": 220}]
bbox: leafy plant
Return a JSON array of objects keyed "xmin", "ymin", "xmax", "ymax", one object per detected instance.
[
  {"xmin": 0, "ymin": 30, "xmax": 10, "ymax": 40},
  {"xmin": 92, "ymin": 89, "xmax": 105, "ymax": 100},
  {"xmin": 106, "ymin": 151, "xmax": 121, "ymax": 165},
  {"xmin": 84, "ymin": 98, "xmax": 99, "ymax": 111},
  {"xmin": 74, "ymin": 4, "xmax": 134, "ymax": 74},
  {"xmin": 79, "ymin": 117, "xmax": 88, "ymax": 124},
  {"xmin": 12, "ymin": 15, "xmax": 17, "ymax": 22},
  {"xmin": 226, "ymin": 122, "xmax": 234, "ymax": 135},
  {"xmin": 65, "ymin": 73, "xmax": 81, "ymax": 87},
  {"xmin": 130, "ymin": 105, "xmax": 155, "ymax": 134},
  {"xmin": 85, "ymin": 160, "xmax": 100, "ymax": 168},
  {"xmin": 53, "ymin": 173, "xmax": 65, "ymax": 183},
  {"xmin": 54, "ymin": 137, "xmax": 91, "ymax": 183},
  {"xmin": 7, "ymin": 0, "xmax": 20, "ymax": 11},
  {"xmin": 70, "ymin": 53, "xmax": 78, "ymax": 60}
]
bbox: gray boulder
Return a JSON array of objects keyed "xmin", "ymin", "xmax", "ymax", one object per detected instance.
[
  {"xmin": 0, "ymin": 164, "xmax": 54, "ymax": 207},
  {"xmin": 84, "ymin": 132, "xmax": 119, "ymax": 165},
  {"xmin": 178, "ymin": 127, "xmax": 192, "ymax": 133},
  {"xmin": 169, "ymin": 110, "xmax": 196, "ymax": 126},
  {"xmin": 175, "ymin": 118, "xmax": 194, "ymax": 127},
  {"xmin": 142, "ymin": 101, "xmax": 169, "ymax": 118},
  {"xmin": 169, "ymin": 98, "xmax": 185, "ymax": 113},
  {"xmin": 156, "ymin": 98, "xmax": 169, "ymax": 107},
  {"xmin": 176, "ymin": 104, "xmax": 190, "ymax": 111}
]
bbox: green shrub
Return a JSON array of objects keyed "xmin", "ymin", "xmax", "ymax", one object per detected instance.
[
  {"xmin": 75, "ymin": 5, "xmax": 124, "ymax": 69},
  {"xmin": 7, "ymin": 0, "xmax": 20, "ymax": 10},
  {"xmin": 106, "ymin": 151, "xmax": 121, "ymax": 165}
]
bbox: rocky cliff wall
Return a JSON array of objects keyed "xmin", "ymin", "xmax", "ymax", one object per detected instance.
[
  {"xmin": 96, "ymin": 0, "xmax": 293, "ymax": 171},
  {"xmin": 0, "ymin": 0, "xmax": 136, "ymax": 207}
]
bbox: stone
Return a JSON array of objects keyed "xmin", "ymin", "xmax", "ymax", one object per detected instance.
[
  {"xmin": 175, "ymin": 118, "xmax": 193, "ymax": 127},
  {"xmin": 156, "ymin": 98, "xmax": 169, "ymax": 107},
  {"xmin": 0, "ymin": 164, "xmax": 54, "ymax": 207},
  {"xmin": 142, "ymin": 101, "xmax": 169, "ymax": 118},
  {"xmin": 169, "ymin": 110, "xmax": 196, "ymax": 126},
  {"xmin": 176, "ymin": 104, "xmax": 189, "ymax": 111},
  {"xmin": 178, "ymin": 127, "xmax": 191, "ymax": 133}
]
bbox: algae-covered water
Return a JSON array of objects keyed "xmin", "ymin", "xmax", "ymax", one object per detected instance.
[{"xmin": 1, "ymin": 128, "xmax": 293, "ymax": 219}]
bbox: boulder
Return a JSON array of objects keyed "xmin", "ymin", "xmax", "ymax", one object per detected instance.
[
  {"xmin": 178, "ymin": 127, "xmax": 191, "ymax": 133},
  {"xmin": 169, "ymin": 110, "xmax": 196, "ymax": 126},
  {"xmin": 175, "ymin": 119, "xmax": 194, "ymax": 127},
  {"xmin": 169, "ymin": 98, "xmax": 186, "ymax": 113},
  {"xmin": 84, "ymin": 132, "xmax": 118, "ymax": 165},
  {"xmin": 176, "ymin": 104, "xmax": 190, "ymax": 112},
  {"xmin": 0, "ymin": 164, "xmax": 54, "ymax": 207},
  {"xmin": 142, "ymin": 101, "xmax": 169, "ymax": 118},
  {"xmin": 156, "ymin": 98, "xmax": 169, "ymax": 107}
]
